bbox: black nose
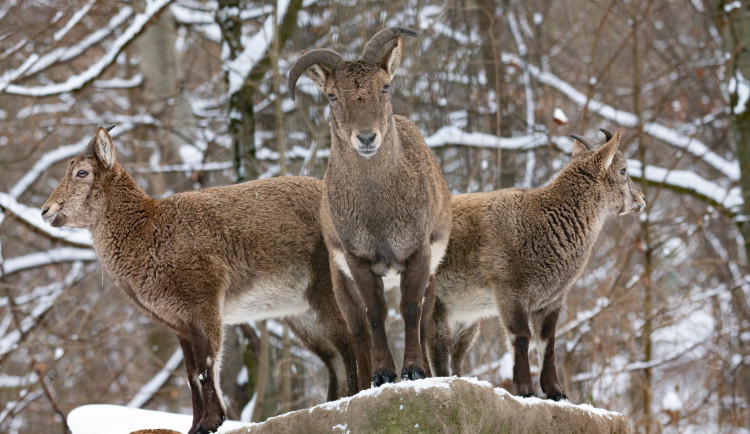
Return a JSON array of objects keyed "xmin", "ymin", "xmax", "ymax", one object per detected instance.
[
  {"xmin": 41, "ymin": 207, "xmax": 49, "ymax": 217},
  {"xmin": 357, "ymin": 132, "xmax": 376, "ymax": 146}
]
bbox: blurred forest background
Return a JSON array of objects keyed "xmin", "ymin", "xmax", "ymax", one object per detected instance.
[{"xmin": 1, "ymin": 0, "xmax": 749, "ymax": 432}]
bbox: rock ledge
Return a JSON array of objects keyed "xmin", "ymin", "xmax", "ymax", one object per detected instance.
[{"xmin": 230, "ymin": 377, "xmax": 631, "ymax": 433}]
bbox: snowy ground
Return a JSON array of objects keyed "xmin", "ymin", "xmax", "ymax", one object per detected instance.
[{"xmin": 67, "ymin": 377, "xmax": 621, "ymax": 433}]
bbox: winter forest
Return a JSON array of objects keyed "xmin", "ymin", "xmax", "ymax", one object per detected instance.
[{"xmin": 1, "ymin": 0, "xmax": 749, "ymax": 432}]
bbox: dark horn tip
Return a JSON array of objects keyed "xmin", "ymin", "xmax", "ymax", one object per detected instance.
[
  {"xmin": 397, "ymin": 27, "xmax": 418, "ymax": 38},
  {"xmin": 105, "ymin": 124, "xmax": 116, "ymax": 132},
  {"xmin": 598, "ymin": 128, "xmax": 613, "ymax": 141}
]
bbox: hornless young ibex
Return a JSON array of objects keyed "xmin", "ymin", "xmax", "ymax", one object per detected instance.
[
  {"xmin": 288, "ymin": 27, "xmax": 452, "ymax": 387},
  {"xmin": 42, "ymin": 127, "xmax": 358, "ymax": 434},
  {"xmin": 427, "ymin": 129, "xmax": 645, "ymax": 401}
]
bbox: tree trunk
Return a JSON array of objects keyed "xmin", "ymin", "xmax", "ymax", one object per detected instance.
[{"xmin": 720, "ymin": 1, "xmax": 750, "ymax": 427}]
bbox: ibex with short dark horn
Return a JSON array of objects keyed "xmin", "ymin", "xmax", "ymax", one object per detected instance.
[
  {"xmin": 289, "ymin": 27, "xmax": 452, "ymax": 388},
  {"xmin": 427, "ymin": 129, "xmax": 645, "ymax": 401},
  {"xmin": 42, "ymin": 127, "xmax": 359, "ymax": 434}
]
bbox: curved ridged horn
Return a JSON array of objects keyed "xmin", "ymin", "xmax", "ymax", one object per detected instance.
[
  {"xmin": 287, "ymin": 49, "xmax": 345, "ymax": 101},
  {"xmin": 360, "ymin": 27, "xmax": 418, "ymax": 63},
  {"xmin": 569, "ymin": 134, "xmax": 597, "ymax": 151},
  {"xmin": 599, "ymin": 128, "xmax": 613, "ymax": 141}
]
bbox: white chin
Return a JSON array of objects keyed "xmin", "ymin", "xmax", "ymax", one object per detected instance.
[{"xmin": 355, "ymin": 148, "xmax": 378, "ymax": 158}]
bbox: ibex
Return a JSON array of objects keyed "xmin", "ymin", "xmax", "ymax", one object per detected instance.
[
  {"xmin": 42, "ymin": 127, "xmax": 358, "ymax": 434},
  {"xmin": 288, "ymin": 27, "xmax": 452, "ymax": 387},
  {"xmin": 427, "ymin": 129, "xmax": 645, "ymax": 401}
]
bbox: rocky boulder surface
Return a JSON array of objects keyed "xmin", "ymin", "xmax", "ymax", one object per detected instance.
[{"xmin": 231, "ymin": 377, "xmax": 631, "ymax": 433}]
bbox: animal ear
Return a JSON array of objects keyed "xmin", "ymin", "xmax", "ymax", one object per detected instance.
[
  {"xmin": 305, "ymin": 64, "xmax": 331, "ymax": 95},
  {"xmin": 95, "ymin": 126, "xmax": 117, "ymax": 169},
  {"xmin": 595, "ymin": 128, "xmax": 621, "ymax": 171},
  {"xmin": 379, "ymin": 37, "xmax": 403, "ymax": 79}
]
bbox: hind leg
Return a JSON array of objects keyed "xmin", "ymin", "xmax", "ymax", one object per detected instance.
[
  {"xmin": 450, "ymin": 322, "xmax": 480, "ymax": 376},
  {"xmin": 420, "ymin": 276, "xmax": 436, "ymax": 377},
  {"xmin": 427, "ymin": 296, "xmax": 452, "ymax": 377},
  {"xmin": 285, "ymin": 316, "xmax": 342, "ymax": 401},
  {"xmin": 331, "ymin": 265, "xmax": 374, "ymax": 391}
]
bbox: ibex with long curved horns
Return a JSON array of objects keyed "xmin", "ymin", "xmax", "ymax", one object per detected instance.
[{"xmin": 289, "ymin": 27, "xmax": 452, "ymax": 387}]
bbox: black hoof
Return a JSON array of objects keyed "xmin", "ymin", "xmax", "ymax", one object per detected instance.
[
  {"xmin": 546, "ymin": 391, "xmax": 568, "ymax": 401},
  {"xmin": 401, "ymin": 366, "xmax": 426, "ymax": 381},
  {"xmin": 371, "ymin": 369, "xmax": 397, "ymax": 387}
]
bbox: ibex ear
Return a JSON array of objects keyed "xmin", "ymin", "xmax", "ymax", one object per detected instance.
[
  {"xmin": 95, "ymin": 126, "xmax": 116, "ymax": 169},
  {"xmin": 595, "ymin": 128, "xmax": 621, "ymax": 171},
  {"xmin": 379, "ymin": 37, "xmax": 403, "ymax": 79},
  {"xmin": 305, "ymin": 64, "xmax": 331, "ymax": 95}
]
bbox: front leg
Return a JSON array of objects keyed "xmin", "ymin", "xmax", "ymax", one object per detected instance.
[
  {"xmin": 346, "ymin": 255, "xmax": 397, "ymax": 387},
  {"xmin": 185, "ymin": 321, "xmax": 226, "ymax": 434},
  {"xmin": 177, "ymin": 336, "xmax": 203, "ymax": 431},
  {"xmin": 533, "ymin": 307, "xmax": 568, "ymax": 401},
  {"xmin": 499, "ymin": 299, "xmax": 535, "ymax": 397},
  {"xmin": 400, "ymin": 248, "xmax": 431, "ymax": 381}
]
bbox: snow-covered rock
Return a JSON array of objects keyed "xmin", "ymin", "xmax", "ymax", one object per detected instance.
[
  {"xmin": 69, "ymin": 377, "xmax": 630, "ymax": 433},
  {"xmin": 231, "ymin": 377, "xmax": 630, "ymax": 433}
]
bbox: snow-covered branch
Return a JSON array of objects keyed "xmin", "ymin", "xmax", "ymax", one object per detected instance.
[
  {"xmin": 127, "ymin": 349, "xmax": 184, "ymax": 409},
  {"xmin": 502, "ymin": 52, "xmax": 741, "ymax": 181},
  {"xmin": 2, "ymin": 0, "xmax": 170, "ymax": 96},
  {"xmin": 0, "ymin": 248, "xmax": 96, "ymax": 278},
  {"xmin": 0, "ymin": 193, "xmax": 92, "ymax": 247}
]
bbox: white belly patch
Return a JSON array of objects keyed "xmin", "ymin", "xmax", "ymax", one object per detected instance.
[{"xmin": 222, "ymin": 272, "xmax": 310, "ymax": 324}]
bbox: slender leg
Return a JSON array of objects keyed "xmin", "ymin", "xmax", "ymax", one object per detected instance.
[
  {"xmin": 177, "ymin": 336, "xmax": 203, "ymax": 432},
  {"xmin": 500, "ymin": 300, "xmax": 535, "ymax": 397},
  {"xmin": 450, "ymin": 322, "xmax": 480, "ymax": 376},
  {"xmin": 346, "ymin": 256, "xmax": 397, "ymax": 387},
  {"xmin": 399, "ymin": 248, "xmax": 431, "ymax": 381},
  {"xmin": 420, "ymin": 275, "xmax": 436, "ymax": 377},
  {"xmin": 187, "ymin": 321, "xmax": 226, "ymax": 434},
  {"xmin": 306, "ymin": 255, "xmax": 360, "ymax": 397},
  {"xmin": 534, "ymin": 307, "xmax": 567, "ymax": 401},
  {"xmin": 324, "ymin": 310, "xmax": 360, "ymax": 396},
  {"xmin": 331, "ymin": 264, "xmax": 374, "ymax": 391},
  {"xmin": 285, "ymin": 316, "xmax": 340, "ymax": 401},
  {"xmin": 427, "ymin": 297, "xmax": 452, "ymax": 377}
]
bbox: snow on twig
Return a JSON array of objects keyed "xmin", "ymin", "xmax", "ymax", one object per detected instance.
[
  {"xmin": 502, "ymin": 52, "xmax": 741, "ymax": 181},
  {"xmin": 0, "ymin": 192, "xmax": 92, "ymax": 247},
  {"xmin": 0, "ymin": 248, "xmax": 96, "ymax": 278},
  {"xmin": 3, "ymin": 1, "xmax": 169, "ymax": 96},
  {"xmin": 224, "ymin": 0, "xmax": 291, "ymax": 96},
  {"xmin": 127, "ymin": 349, "xmax": 184, "ymax": 409}
]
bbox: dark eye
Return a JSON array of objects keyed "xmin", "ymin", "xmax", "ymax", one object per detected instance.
[
  {"xmin": 382, "ymin": 84, "xmax": 390, "ymax": 94},
  {"xmin": 76, "ymin": 170, "xmax": 89, "ymax": 178},
  {"xmin": 620, "ymin": 168, "xmax": 627, "ymax": 175},
  {"xmin": 328, "ymin": 93, "xmax": 337, "ymax": 101}
]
